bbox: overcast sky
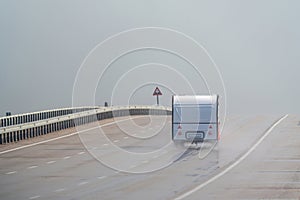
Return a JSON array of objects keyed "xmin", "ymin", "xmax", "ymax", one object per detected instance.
[{"xmin": 1, "ymin": 0, "xmax": 300, "ymax": 116}]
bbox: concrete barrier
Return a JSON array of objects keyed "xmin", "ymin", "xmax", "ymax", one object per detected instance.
[{"xmin": 0, "ymin": 106, "xmax": 171, "ymax": 144}]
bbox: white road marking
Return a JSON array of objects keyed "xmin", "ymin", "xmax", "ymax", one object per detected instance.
[
  {"xmin": 152, "ymin": 155, "xmax": 159, "ymax": 159},
  {"xmin": 27, "ymin": 165, "xmax": 38, "ymax": 169},
  {"xmin": 114, "ymin": 171, "xmax": 120, "ymax": 174},
  {"xmin": 78, "ymin": 151, "xmax": 85, "ymax": 155},
  {"xmin": 5, "ymin": 171, "xmax": 17, "ymax": 175},
  {"xmin": 0, "ymin": 116, "xmax": 143, "ymax": 155},
  {"xmin": 47, "ymin": 161, "xmax": 56, "ymax": 164},
  {"xmin": 63, "ymin": 156, "xmax": 71, "ymax": 160},
  {"xmin": 142, "ymin": 160, "xmax": 149, "ymax": 164},
  {"xmin": 174, "ymin": 114, "xmax": 288, "ymax": 200},
  {"xmin": 29, "ymin": 195, "xmax": 40, "ymax": 199},
  {"xmin": 103, "ymin": 143, "xmax": 109, "ymax": 146},
  {"xmin": 55, "ymin": 188, "xmax": 66, "ymax": 192},
  {"xmin": 78, "ymin": 181, "xmax": 88, "ymax": 186},
  {"xmin": 113, "ymin": 140, "xmax": 119, "ymax": 143},
  {"xmin": 123, "ymin": 136, "xmax": 129, "ymax": 139},
  {"xmin": 132, "ymin": 133, "xmax": 137, "ymax": 136},
  {"xmin": 97, "ymin": 176, "xmax": 107, "ymax": 179}
]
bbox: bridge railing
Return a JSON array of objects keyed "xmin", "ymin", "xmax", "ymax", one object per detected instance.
[
  {"xmin": 0, "ymin": 106, "xmax": 99, "ymax": 128},
  {"xmin": 0, "ymin": 106, "xmax": 171, "ymax": 144}
]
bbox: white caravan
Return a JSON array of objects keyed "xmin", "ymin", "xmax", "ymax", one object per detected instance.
[{"xmin": 172, "ymin": 95, "xmax": 219, "ymax": 144}]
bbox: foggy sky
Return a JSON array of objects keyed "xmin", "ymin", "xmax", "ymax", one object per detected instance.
[{"xmin": 1, "ymin": 0, "xmax": 300, "ymax": 116}]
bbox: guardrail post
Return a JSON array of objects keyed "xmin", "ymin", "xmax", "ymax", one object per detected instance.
[
  {"xmin": 9, "ymin": 132, "xmax": 12, "ymax": 143},
  {"xmin": 32, "ymin": 128, "xmax": 35, "ymax": 137},
  {"xmin": 4, "ymin": 133, "xmax": 7, "ymax": 143},
  {"xmin": 28, "ymin": 128, "xmax": 31, "ymax": 138},
  {"xmin": 30, "ymin": 128, "xmax": 33, "ymax": 138},
  {"xmin": 8, "ymin": 132, "xmax": 11, "ymax": 143},
  {"xmin": 5, "ymin": 133, "xmax": 8, "ymax": 143},
  {"xmin": 16, "ymin": 130, "xmax": 20, "ymax": 141},
  {"xmin": 45, "ymin": 125, "xmax": 48, "ymax": 134},
  {"xmin": 3, "ymin": 133, "xmax": 6, "ymax": 143},
  {"xmin": 20, "ymin": 130, "xmax": 23, "ymax": 140}
]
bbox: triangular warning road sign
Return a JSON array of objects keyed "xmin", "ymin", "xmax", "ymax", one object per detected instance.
[{"xmin": 153, "ymin": 87, "xmax": 162, "ymax": 96}]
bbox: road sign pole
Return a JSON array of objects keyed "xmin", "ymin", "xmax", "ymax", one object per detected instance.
[{"xmin": 153, "ymin": 87, "xmax": 162, "ymax": 106}]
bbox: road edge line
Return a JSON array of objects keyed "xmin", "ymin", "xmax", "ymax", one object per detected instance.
[
  {"xmin": 0, "ymin": 116, "xmax": 143, "ymax": 155},
  {"xmin": 174, "ymin": 114, "xmax": 289, "ymax": 200}
]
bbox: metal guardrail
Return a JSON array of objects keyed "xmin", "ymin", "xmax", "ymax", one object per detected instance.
[
  {"xmin": 0, "ymin": 106, "xmax": 171, "ymax": 144},
  {"xmin": 0, "ymin": 106, "xmax": 99, "ymax": 127}
]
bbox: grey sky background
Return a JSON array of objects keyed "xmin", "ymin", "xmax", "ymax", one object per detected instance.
[{"xmin": 0, "ymin": 0, "xmax": 299, "ymax": 116}]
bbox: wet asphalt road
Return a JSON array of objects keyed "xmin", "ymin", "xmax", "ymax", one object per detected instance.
[{"xmin": 0, "ymin": 114, "xmax": 299, "ymax": 200}]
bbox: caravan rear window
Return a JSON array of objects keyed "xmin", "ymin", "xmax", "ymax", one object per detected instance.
[{"xmin": 173, "ymin": 105, "xmax": 215, "ymax": 123}]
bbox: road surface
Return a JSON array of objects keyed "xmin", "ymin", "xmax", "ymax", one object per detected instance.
[{"xmin": 0, "ymin": 114, "xmax": 299, "ymax": 200}]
